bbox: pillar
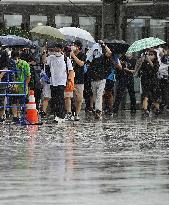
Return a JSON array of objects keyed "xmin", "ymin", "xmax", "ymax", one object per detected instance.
[
  {"xmin": 71, "ymin": 14, "xmax": 79, "ymax": 27},
  {"xmin": 102, "ymin": 0, "xmax": 123, "ymax": 40},
  {"xmin": 95, "ymin": 16, "xmax": 102, "ymax": 41},
  {"xmin": 0, "ymin": 5, "xmax": 5, "ymax": 28},
  {"xmin": 22, "ymin": 13, "xmax": 30, "ymax": 30},
  {"xmin": 47, "ymin": 15, "xmax": 56, "ymax": 27}
]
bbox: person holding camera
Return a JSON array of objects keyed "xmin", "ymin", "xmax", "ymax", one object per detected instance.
[
  {"xmin": 70, "ymin": 40, "xmax": 86, "ymax": 121},
  {"xmin": 139, "ymin": 50, "xmax": 160, "ymax": 116},
  {"xmin": 112, "ymin": 53, "xmax": 137, "ymax": 116}
]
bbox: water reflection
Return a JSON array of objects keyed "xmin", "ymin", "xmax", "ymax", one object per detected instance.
[{"xmin": 0, "ymin": 112, "xmax": 169, "ymax": 204}]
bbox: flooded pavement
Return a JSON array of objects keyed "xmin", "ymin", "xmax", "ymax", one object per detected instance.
[{"xmin": 0, "ymin": 111, "xmax": 169, "ymax": 205}]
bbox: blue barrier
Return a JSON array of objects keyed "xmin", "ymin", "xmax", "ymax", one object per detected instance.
[{"xmin": 0, "ymin": 68, "xmax": 27, "ymax": 124}]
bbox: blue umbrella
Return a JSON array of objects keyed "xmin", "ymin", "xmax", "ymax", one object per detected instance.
[{"xmin": 0, "ymin": 35, "xmax": 34, "ymax": 48}]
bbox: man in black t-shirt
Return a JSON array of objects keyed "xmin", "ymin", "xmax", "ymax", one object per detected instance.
[{"xmin": 70, "ymin": 40, "xmax": 86, "ymax": 121}]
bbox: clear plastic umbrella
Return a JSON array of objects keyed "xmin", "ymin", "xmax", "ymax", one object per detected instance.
[{"xmin": 58, "ymin": 27, "xmax": 95, "ymax": 48}]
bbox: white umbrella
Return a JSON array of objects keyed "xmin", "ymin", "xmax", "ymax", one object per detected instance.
[
  {"xmin": 86, "ymin": 43, "xmax": 102, "ymax": 62},
  {"xmin": 58, "ymin": 27, "xmax": 95, "ymax": 47}
]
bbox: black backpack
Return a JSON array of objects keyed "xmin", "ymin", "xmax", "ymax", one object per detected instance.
[
  {"xmin": 90, "ymin": 55, "xmax": 111, "ymax": 81},
  {"xmin": 29, "ymin": 64, "xmax": 43, "ymax": 90}
]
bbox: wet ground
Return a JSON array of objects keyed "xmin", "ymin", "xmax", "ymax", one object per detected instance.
[{"xmin": 0, "ymin": 110, "xmax": 169, "ymax": 205}]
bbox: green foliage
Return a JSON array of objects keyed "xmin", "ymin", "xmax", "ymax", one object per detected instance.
[{"xmin": 0, "ymin": 27, "xmax": 31, "ymax": 39}]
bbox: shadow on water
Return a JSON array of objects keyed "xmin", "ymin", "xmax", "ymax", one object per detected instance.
[{"xmin": 0, "ymin": 111, "xmax": 169, "ymax": 204}]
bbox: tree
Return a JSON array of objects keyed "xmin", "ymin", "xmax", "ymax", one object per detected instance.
[{"xmin": 0, "ymin": 27, "xmax": 31, "ymax": 39}]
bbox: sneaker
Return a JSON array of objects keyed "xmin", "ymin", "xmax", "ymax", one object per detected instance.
[
  {"xmin": 154, "ymin": 109, "xmax": 160, "ymax": 116},
  {"xmin": 53, "ymin": 116, "xmax": 65, "ymax": 123},
  {"xmin": 39, "ymin": 111, "xmax": 47, "ymax": 118},
  {"xmin": 85, "ymin": 107, "xmax": 94, "ymax": 114},
  {"xmin": 74, "ymin": 115, "xmax": 80, "ymax": 121},
  {"xmin": 0, "ymin": 117, "xmax": 4, "ymax": 123},
  {"xmin": 130, "ymin": 109, "xmax": 136, "ymax": 116},
  {"xmin": 113, "ymin": 112, "xmax": 118, "ymax": 118},
  {"xmin": 95, "ymin": 110, "xmax": 102, "ymax": 120},
  {"xmin": 65, "ymin": 113, "xmax": 74, "ymax": 121},
  {"xmin": 104, "ymin": 108, "xmax": 113, "ymax": 116},
  {"xmin": 58, "ymin": 118, "xmax": 65, "ymax": 123},
  {"xmin": 12, "ymin": 117, "xmax": 20, "ymax": 123},
  {"xmin": 112, "ymin": 108, "xmax": 119, "ymax": 117},
  {"xmin": 142, "ymin": 109, "xmax": 149, "ymax": 117},
  {"xmin": 53, "ymin": 116, "xmax": 59, "ymax": 123}
]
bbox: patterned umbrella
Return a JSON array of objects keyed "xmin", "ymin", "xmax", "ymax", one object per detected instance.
[{"xmin": 127, "ymin": 37, "xmax": 166, "ymax": 54}]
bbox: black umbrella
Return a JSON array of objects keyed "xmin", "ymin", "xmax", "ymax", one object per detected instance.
[
  {"xmin": 104, "ymin": 39, "xmax": 130, "ymax": 54},
  {"xmin": 0, "ymin": 35, "xmax": 34, "ymax": 48}
]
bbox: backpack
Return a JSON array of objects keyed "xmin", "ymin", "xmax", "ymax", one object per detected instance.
[{"xmin": 90, "ymin": 55, "xmax": 108, "ymax": 81}]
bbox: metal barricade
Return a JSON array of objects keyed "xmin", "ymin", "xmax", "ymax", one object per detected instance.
[{"xmin": 0, "ymin": 69, "xmax": 27, "ymax": 123}]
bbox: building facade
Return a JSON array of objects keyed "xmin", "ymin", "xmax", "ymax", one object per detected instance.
[
  {"xmin": 125, "ymin": 0, "xmax": 169, "ymax": 44},
  {"xmin": 0, "ymin": 0, "xmax": 102, "ymax": 40},
  {"xmin": 0, "ymin": 0, "xmax": 169, "ymax": 44}
]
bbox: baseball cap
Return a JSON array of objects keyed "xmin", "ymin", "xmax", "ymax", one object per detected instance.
[
  {"xmin": 73, "ymin": 40, "xmax": 83, "ymax": 49},
  {"xmin": 54, "ymin": 43, "xmax": 63, "ymax": 49}
]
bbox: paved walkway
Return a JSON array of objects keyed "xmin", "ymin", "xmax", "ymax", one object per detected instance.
[{"xmin": 0, "ymin": 110, "xmax": 169, "ymax": 205}]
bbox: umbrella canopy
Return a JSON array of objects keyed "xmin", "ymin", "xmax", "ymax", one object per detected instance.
[
  {"xmin": 86, "ymin": 43, "xmax": 102, "ymax": 62},
  {"xmin": 58, "ymin": 27, "xmax": 95, "ymax": 47},
  {"xmin": 30, "ymin": 26, "xmax": 66, "ymax": 41},
  {"xmin": 127, "ymin": 37, "xmax": 166, "ymax": 54},
  {"xmin": 104, "ymin": 39, "xmax": 130, "ymax": 54},
  {"xmin": 0, "ymin": 35, "xmax": 34, "ymax": 48}
]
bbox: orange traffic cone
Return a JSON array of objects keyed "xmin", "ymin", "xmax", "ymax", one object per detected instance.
[{"xmin": 26, "ymin": 90, "xmax": 39, "ymax": 124}]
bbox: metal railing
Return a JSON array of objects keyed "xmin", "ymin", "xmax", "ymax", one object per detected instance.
[{"xmin": 0, "ymin": 69, "xmax": 27, "ymax": 119}]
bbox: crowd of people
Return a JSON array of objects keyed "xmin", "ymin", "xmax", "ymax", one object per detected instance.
[{"xmin": 0, "ymin": 39, "xmax": 169, "ymax": 123}]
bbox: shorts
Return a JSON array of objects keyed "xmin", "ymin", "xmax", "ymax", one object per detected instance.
[
  {"xmin": 43, "ymin": 83, "xmax": 51, "ymax": 98},
  {"xmin": 141, "ymin": 81, "xmax": 160, "ymax": 102},
  {"xmin": 105, "ymin": 79, "xmax": 115, "ymax": 95},
  {"xmin": 64, "ymin": 91, "xmax": 73, "ymax": 98},
  {"xmin": 74, "ymin": 84, "xmax": 84, "ymax": 99}
]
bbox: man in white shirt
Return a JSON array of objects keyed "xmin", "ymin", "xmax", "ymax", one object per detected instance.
[{"xmin": 47, "ymin": 43, "xmax": 73, "ymax": 123}]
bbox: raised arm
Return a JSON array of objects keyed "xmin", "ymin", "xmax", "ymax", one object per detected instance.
[{"xmin": 70, "ymin": 52, "xmax": 85, "ymax": 67}]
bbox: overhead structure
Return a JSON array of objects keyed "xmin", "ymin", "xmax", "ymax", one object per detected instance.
[{"xmin": 102, "ymin": 0, "xmax": 124, "ymax": 40}]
